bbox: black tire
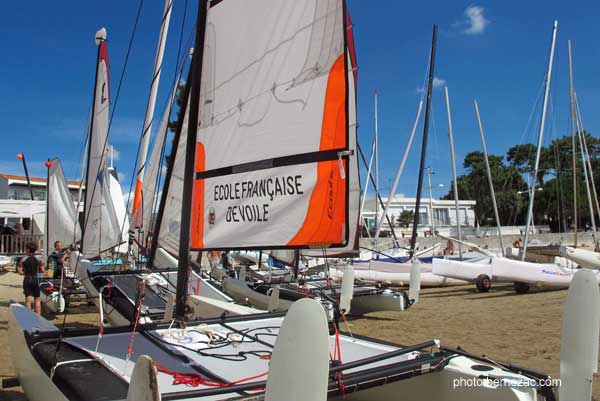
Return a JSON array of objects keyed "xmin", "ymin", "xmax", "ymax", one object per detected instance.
[
  {"xmin": 514, "ymin": 282, "xmax": 530, "ymax": 294},
  {"xmin": 475, "ymin": 274, "xmax": 492, "ymax": 292}
]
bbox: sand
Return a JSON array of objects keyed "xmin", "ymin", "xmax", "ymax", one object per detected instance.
[{"xmin": 1, "ymin": 267, "xmax": 598, "ymax": 400}]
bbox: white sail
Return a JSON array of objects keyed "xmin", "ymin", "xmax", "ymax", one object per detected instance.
[
  {"xmin": 108, "ymin": 167, "xmax": 129, "ymax": 254},
  {"xmin": 141, "ymin": 82, "xmax": 178, "ymax": 247},
  {"xmin": 46, "ymin": 159, "xmax": 82, "ymax": 259},
  {"xmin": 131, "ymin": 0, "xmax": 174, "ymax": 230},
  {"xmin": 157, "ymin": 102, "xmax": 190, "ymax": 256},
  {"xmin": 82, "ymin": 29, "xmax": 121, "ymax": 257},
  {"xmin": 190, "ymin": 0, "xmax": 349, "ymax": 250}
]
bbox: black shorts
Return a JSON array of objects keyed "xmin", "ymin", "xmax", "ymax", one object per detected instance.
[{"xmin": 23, "ymin": 277, "xmax": 40, "ymax": 298}]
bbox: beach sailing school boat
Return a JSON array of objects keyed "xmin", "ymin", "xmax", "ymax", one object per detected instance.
[
  {"xmin": 210, "ymin": 22, "xmax": 414, "ymax": 315},
  {"xmin": 8, "ymin": 3, "xmax": 594, "ymax": 400},
  {"xmin": 72, "ymin": 21, "xmax": 234, "ymax": 326},
  {"xmin": 80, "ymin": 28, "xmax": 127, "ymax": 261}
]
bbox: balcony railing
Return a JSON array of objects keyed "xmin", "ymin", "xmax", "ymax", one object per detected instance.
[{"xmin": 0, "ymin": 235, "xmax": 44, "ymax": 255}]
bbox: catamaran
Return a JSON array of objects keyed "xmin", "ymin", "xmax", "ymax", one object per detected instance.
[{"xmin": 8, "ymin": 3, "xmax": 596, "ymax": 401}]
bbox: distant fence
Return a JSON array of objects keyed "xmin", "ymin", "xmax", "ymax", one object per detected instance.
[{"xmin": 0, "ymin": 235, "xmax": 44, "ymax": 255}]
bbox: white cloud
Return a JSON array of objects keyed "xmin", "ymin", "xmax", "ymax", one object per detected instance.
[
  {"xmin": 416, "ymin": 76, "xmax": 446, "ymax": 93},
  {"xmin": 461, "ymin": 5, "xmax": 489, "ymax": 35},
  {"xmin": 117, "ymin": 172, "xmax": 126, "ymax": 183},
  {"xmin": 432, "ymin": 77, "xmax": 446, "ymax": 88}
]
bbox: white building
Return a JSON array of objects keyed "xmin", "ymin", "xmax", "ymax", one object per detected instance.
[
  {"xmin": 362, "ymin": 195, "xmax": 476, "ymax": 236},
  {"xmin": 0, "ymin": 173, "xmax": 83, "ymax": 234}
]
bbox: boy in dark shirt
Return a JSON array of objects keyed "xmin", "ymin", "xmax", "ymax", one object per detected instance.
[
  {"xmin": 18, "ymin": 242, "xmax": 45, "ymax": 315},
  {"xmin": 49, "ymin": 241, "xmax": 69, "ymax": 279}
]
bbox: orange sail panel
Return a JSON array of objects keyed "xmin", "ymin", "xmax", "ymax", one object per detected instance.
[{"xmin": 189, "ymin": 0, "xmax": 349, "ymax": 249}]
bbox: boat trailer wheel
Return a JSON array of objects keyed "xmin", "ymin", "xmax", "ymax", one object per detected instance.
[
  {"xmin": 513, "ymin": 282, "xmax": 530, "ymax": 294},
  {"xmin": 475, "ymin": 274, "xmax": 491, "ymax": 293}
]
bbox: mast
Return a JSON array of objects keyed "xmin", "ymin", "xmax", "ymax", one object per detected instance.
[
  {"xmin": 81, "ymin": 29, "xmax": 106, "ymax": 252},
  {"xmin": 409, "ymin": 24, "xmax": 437, "ymax": 258},
  {"xmin": 130, "ymin": 0, "xmax": 174, "ymax": 235},
  {"xmin": 374, "ymin": 100, "xmax": 423, "ymax": 241},
  {"xmin": 359, "ymin": 138, "xmax": 375, "ymax": 225},
  {"xmin": 474, "ymin": 100, "xmax": 505, "ymax": 255},
  {"xmin": 522, "ymin": 20, "xmax": 558, "ymax": 260},
  {"xmin": 444, "ymin": 87, "xmax": 463, "ymax": 259},
  {"xmin": 574, "ymin": 107, "xmax": 598, "ymax": 246},
  {"xmin": 575, "ymin": 96, "xmax": 600, "ymax": 223},
  {"xmin": 427, "ymin": 166, "xmax": 435, "ymax": 234},
  {"xmin": 175, "ymin": 0, "xmax": 208, "ymax": 321},
  {"xmin": 45, "ymin": 159, "xmax": 50, "ymax": 259},
  {"xmin": 374, "ymin": 90, "xmax": 379, "ymax": 245},
  {"xmin": 568, "ymin": 39, "xmax": 578, "ymax": 247}
]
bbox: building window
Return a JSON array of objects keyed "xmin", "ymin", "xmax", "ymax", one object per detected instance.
[{"xmin": 433, "ymin": 208, "xmax": 450, "ymax": 226}]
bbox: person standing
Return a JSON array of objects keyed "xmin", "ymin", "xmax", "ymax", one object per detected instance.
[
  {"xmin": 49, "ymin": 241, "xmax": 69, "ymax": 279},
  {"xmin": 18, "ymin": 242, "xmax": 45, "ymax": 315}
]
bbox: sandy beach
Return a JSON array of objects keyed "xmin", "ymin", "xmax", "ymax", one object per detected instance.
[{"xmin": 1, "ymin": 266, "xmax": 598, "ymax": 400}]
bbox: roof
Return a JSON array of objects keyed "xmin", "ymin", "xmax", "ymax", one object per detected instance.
[{"xmin": 0, "ymin": 174, "xmax": 83, "ymax": 189}]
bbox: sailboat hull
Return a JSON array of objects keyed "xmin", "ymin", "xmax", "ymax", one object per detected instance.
[
  {"xmin": 9, "ymin": 302, "xmax": 550, "ymax": 401},
  {"xmin": 8, "ymin": 304, "xmax": 68, "ymax": 401},
  {"xmin": 491, "ymin": 257, "xmax": 600, "ymax": 288}
]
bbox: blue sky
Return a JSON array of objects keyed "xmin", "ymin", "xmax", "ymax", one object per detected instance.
[{"xmin": 1, "ymin": 1, "xmax": 600, "ymax": 203}]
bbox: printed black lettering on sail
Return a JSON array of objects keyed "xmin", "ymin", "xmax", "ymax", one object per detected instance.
[{"xmin": 219, "ymin": 175, "xmax": 304, "ymax": 224}]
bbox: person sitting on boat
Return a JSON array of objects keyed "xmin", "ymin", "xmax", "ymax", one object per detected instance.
[
  {"xmin": 207, "ymin": 250, "xmax": 221, "ymax": 270},
  {"xmin": 221, "ymin": 251, "xmax": 235, "ymax": 278},
  {"xmin": 18, "ymin": 241, "xmax": 45, "ymax": 315},
  {"xmin": 443, "ymin": 239, "xmax": 454, "ymax": 255},
  {"xmin": 49, "ymin": 241, "xmax": 70, "ymax": 279}
]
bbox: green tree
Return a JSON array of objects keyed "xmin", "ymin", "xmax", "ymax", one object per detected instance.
[{"xmin": 397, "ymin": 210, "xmax": 414, "ymax": 228}]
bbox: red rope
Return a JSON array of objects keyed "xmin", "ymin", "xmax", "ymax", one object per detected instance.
[
  {"xmin": 155, "ymin": 362, "xmax": 267, "ymax": 389},
  {"xmin": 127, "ymin": 280, "xmax": 146, "ymax": 359},
  {"xmin": 332, "ymin": 323, "xmax": 346, "ymax": 398}
]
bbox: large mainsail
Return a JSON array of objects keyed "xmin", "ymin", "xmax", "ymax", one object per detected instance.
[
  {"xmin": 45, "ymin": 159, "xmax": 82, "ymax": 259},
  {"xmin": 82, "ymin": 28, "xmax": 121, "ymax": 257},
  {"xmin": 190, "ymin": 0, "xmax": 350, "ymax": 250}
]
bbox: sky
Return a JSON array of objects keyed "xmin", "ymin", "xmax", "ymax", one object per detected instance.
[{"xmin": 1, "ymin": 1, "xmax": 600, "ymax": 204}]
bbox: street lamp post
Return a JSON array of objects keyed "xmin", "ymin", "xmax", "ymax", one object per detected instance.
[{"xmin": 16, "ymin": 153, "xmax": 35, "ymax": 200}]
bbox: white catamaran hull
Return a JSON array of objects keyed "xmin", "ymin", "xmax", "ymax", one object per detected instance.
[
  {"xmin": 332, "ymin": 262, "xmax": 468, "ymax": 287},
  {"xmin": 431, "ymin": 258, "xmax": 493, "ymax": 282},
  {"xmin": 9, "ymin": 302, "xmax": 551, "ymax": 401},
  {"xmin": 491, "ymin": 257, "xmax": 600, "ymax": 288},
  {"xmin": 8, "ymin": 304, "xmax": 69, "ymax": 401},
  {"xmin": 562, "ymin": 246, "xmax": 600, "ymax": 269}
]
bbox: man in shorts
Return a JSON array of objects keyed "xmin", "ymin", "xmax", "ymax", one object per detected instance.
[{"xmin": 18, "ymin": 242, "xmax": 45, "ymax": 315}]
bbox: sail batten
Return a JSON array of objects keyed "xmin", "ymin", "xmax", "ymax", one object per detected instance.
[{"xmin": 186, "ymin": 0, "xmax": 350, "ymax": 250}]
